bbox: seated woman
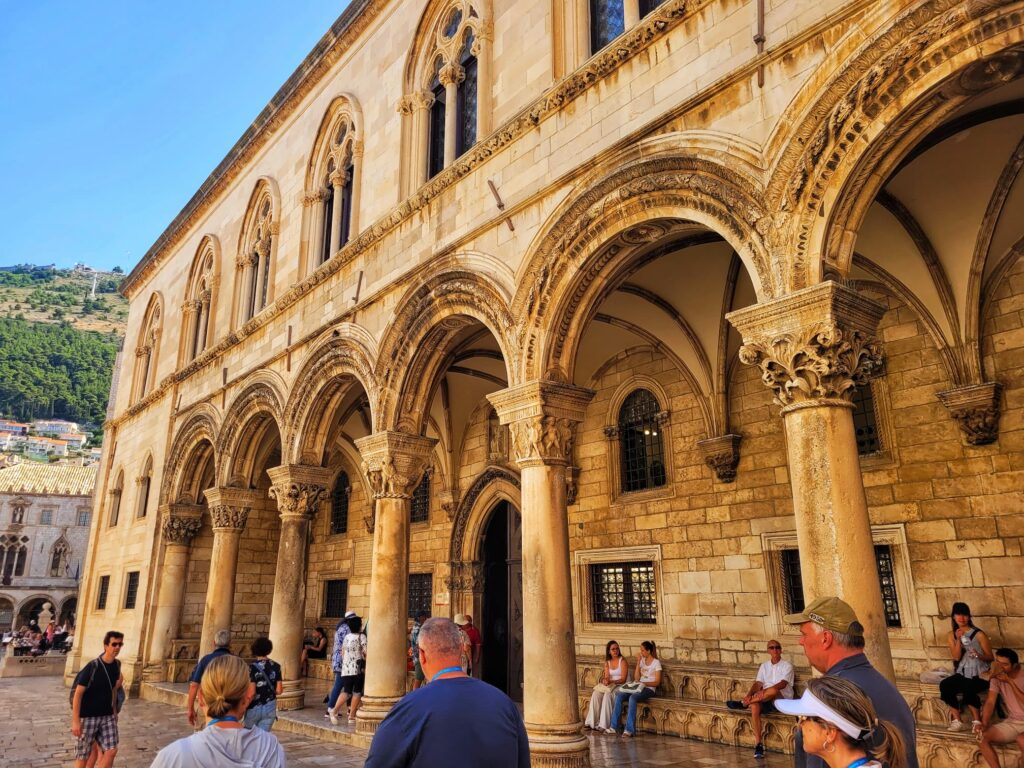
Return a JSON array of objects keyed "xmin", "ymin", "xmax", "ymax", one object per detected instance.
[
  {"xmin": 940, "ymin": 601, "xmax": 993, "ymax": 731},
  {"xmin": 584, "ymin": 640, "xmax": 629, "ymax": 731},
  {"xmin": 150, "ymin": 654, "xmax": 285, "ymax": 767},
  {"xmin": 301, "ymin": 626, "xmax": 328, "ymax": 677},
  {"xmin": 608, "ymin": 641, "xmax": 661, "ymax": 737},
  {"xmin": 776, "ymin": 675, "xmax": 907, "ymax": 768}
]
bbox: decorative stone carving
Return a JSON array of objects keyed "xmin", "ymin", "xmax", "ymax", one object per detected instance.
[
  {"xmin": 448, "ymin": 466, "xmax": 520, "ymax": 561},
  {"xmin": 602, "ymin": 425, "xmax": 619, "ymax": 439},
  {"xmin": 161, "ymin": 512, "xmax": 203, "ymax": 545},
  {"xmin": 937, "ymin": 382, "xmax": 1003, "ymax": 446},
  {"xmin": 697, "ymin": 435, "xmax": 742, "ymax": 483},
  {"xmin": 488, "ymin": 382, "xmax": 594, "ymax": 467},
  {"xmin": 204, "ymin": 487, "xmax": 262, "ymax": 531},
  {"xmin": 267, "ymin": 465, "xmax": 330, "ymax": 518},
  {"xmin": 445, "ymin": 561, "xmax": 485, "ymax": 593},
  {"xmin": 209, "ymin": 506, "xmax": 249, "ymax": 530},
  {"xmin": 565, "ymin": 465, "xmax": 581, "ymax": 504},
  {"xmin": 438, "ymin": 63, "xmax": 465, "ymax": 87},
  {"xmin": 355, "ymin": 431, "xmax": 437, "ymax": 500},
  {"xmin": 727, "ymin": 282, "xmax": 886, "ymax": 412}
]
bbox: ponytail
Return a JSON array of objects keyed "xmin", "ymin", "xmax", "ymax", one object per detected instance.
[{"xmin": 869, "ymin": 720, "xmax": 907, "ymax": 768}]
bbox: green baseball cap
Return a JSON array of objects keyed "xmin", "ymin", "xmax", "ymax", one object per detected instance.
[{"xmin": 784, "ymin": 596, "xmax": 863, "ymax": 636}]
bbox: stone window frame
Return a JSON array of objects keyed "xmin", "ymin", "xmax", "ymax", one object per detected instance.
[
  {"xmin": 604, "ymin": 377, "xmax": 676, "ymax": 507},
  {"xmin": 321, "ymin": 577, "xmax": 350, "ymax": 620},
  {"xmin": 327, "ymin": 469, "xmax": 352, "ymax": 537},
  {"xmin": 760, "ymin": 524, "xmax": 919, "ymax": 650},
  {"xmin": 408, "ymin": 570, "xmax": 434, "ymax": 619},
  {"xmin": 131, "ymin": 293, "xmax": 163, "ymax": 404},
  {"xmin": 135, "ymin": 455, "xmax": 154, "ymax": 522},
  {"xmin": 95, "ymin": 573, "xmax": 111, "ymax": 611},
  {"xmin": 122, "ymin": 570, "xmax": 140, "ymax": 610},
  {"xmin": 180, "ymin": 237, "xmax": 218, "ymax": 366},
  {"xmin": 39, "ymin": 506, "xmax": 57, "ymax": 526},
  {"xmin": 554, "ymin": 0, "xmax": 669, "ymax": 78},
  {"xmin": 854, "ymin": 376, "xmax": 897, "ymax": 470},
  {"xmin": 108, "ymin": 469, "xmax": 124, "ymax": 527},
  {"xmin": 77, "ymin": 507, "xmax": 91, "ymax": 527},
  {"xmin": 573, "ymin": 544, "xmax": 667, "ymax": 645},
  {"xmin": 410, "ymin": 470, "xmax": 431, "ymax": 525},
  {"xmin": 233, "ymin": 179, "xmax": 280, "ymax": 327}
]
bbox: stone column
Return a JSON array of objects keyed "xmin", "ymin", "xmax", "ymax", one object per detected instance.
[
  {"xmin": 199, "ymin": 487, "xmax": 259, "ymax": 654},
  {"xmin": 727, "ymin": 281, "xmax": 895, "ymax": 680},
  {"xmin": 353, "ymin": 431, "xmax": 436, "ymax": 734},
  {"xmin": 440, "ymin": 64, "xmax": 464, "ymax": 166},
  {"xmin": 489, "ymin": 381, "xmax": 594, "ymax": 768},
  {"xmin": 624, "ymin": 0, "xmax": 641, "ymax": 27},
  {"xmin": 328, "ymin": 170, "xmax": 347, "ymax": 258},
  {"xmin": 147, "ymin": 504, "xmax": 203, "ymax": 675},
  {"xmin": 266, "ymin": 465, "xmax": 330, "ymax": 710}
]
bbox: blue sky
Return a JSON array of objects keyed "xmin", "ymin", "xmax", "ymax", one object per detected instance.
[{"xmin": 0, "ymin": 1, "xmax": 351, "ymax": 272}]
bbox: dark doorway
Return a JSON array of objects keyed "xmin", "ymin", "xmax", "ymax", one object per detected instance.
[{"xmin": 481, "ymin": 501, "xmax": 523, "ymax": 701}]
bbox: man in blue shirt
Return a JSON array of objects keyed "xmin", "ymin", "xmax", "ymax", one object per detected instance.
[
  {"xmin": 186, "ymin": 628, "xmax": 232, "ymax": 727},
  {"xmin": 365, "ymin": 617, "xmax": 530, "ymax": 768},
  {"xmin": 786, "ymin": 596, "xmax": 918, "ymax": 768}
]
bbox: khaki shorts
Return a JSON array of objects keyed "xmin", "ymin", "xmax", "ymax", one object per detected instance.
[{"xmin": 987, "ymin": 718, "xmax": 1024, "ymax": 742}]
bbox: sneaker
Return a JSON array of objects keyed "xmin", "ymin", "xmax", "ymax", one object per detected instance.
[
  {"xmin": 323, "ymin": 712, "xmax": 331, "ymax": 719},
  {"xmin": 604, "ymin": 728, "xmax": 617, "ymax": 734},
  {"xmin": 948, "ymin": 719, "xmax": 964, "ymax": 732},
  {"xmin": 622, "ymin": 731, "xmax": 633, "ymax": 738},
  {"xmin": 754, "ymin": 743, "xmax": 765, "ymax": 759},
  {"xmin": 329, "ymin": 713, "xmax": 339, "ymax": 726}
]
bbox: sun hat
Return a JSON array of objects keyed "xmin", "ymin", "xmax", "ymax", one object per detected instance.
[
  {"xmin": 774, "ymin": 688, "xmax": 866, "ymax": 739},
  {"xmin": 454, "ymin": 614, "xmax": 469, "ymax": 626},
  {"xmin": 783, "ymin": 596, "xmax": 863, "ymax": 636},
  {"xmin": 344, "ymin": 610, "xmax": 357, "ymax": 618}
]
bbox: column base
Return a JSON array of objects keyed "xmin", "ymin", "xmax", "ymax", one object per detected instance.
[
  {"xmin": 142, "ymin": 662, "xmax": 166, "ymax": 683},
  {"xmin": 277, "ymin": 679, "xmax": 305, "ymax": 711},
  {"xmin": 526, "ymin": 721, "xmax": 591, "ymax": 768},
  {"xmin": 355, "ymin": 695, "xmax": 402, "ymax": 734}
]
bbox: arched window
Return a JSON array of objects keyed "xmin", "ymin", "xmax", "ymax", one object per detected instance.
[
  {"xmin": 132, "ymin": 294, "xmax": 163, "ymax": 403},
  {"xmin": 109, "ymin": 470, "xmax": 124, "ymax": 526},
  {"xmin": 50, "ymin": 538, "xmax": 70, "ymax": 577},
  {"xmin": 617, "ymin": 389, "xmax": 667, "ymax": 493},
  {"xmin": 404, "ymin": 1, "xmax": 492, "ymax": 188},
  {"xmin": 305, "ymin": 97, "xmax": 363, "ymax": 272},
  {"xmin": 0, "ymin": 535, "xmax": 28, "ymax": 583},
  {"xmin": 236, "ymin": 181, "xmax": 278, "ymax": 324},
  {"xmin": 136, "ymin": 457, "xmax": 153, "ymax": 519},
  {"xmin": 566, "ymin": 0, "xmax": 666, "ymax": 68},
  {"xmin": 330, "ymin": 471, "xmax": 350, "ymax": 535},
  {"xmin": 183, "ymin": 238, "xmax": 217, "ymax": 363}
]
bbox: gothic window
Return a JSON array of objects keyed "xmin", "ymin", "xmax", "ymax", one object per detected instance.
[
  {"xmin": 408, "ymin": 573, "xmax": 433, "ymax": 618},
  {"xmin": 617, "ymin": 389, "xmax": 667, "ymax": 493},
  {"xmin": 237, "ymin": 182, "xmax": 277, "ymax": 324},
  {"xmin": 109, "ymin": 471, "xmax": 124, "ymax": 527},
  {"xmin": 330, "ymin": 472, "xmax": 350, "ymax": 535},
  {"xmin": 852, "ymin": 384, "xmax": 882, "ymax": 456},
  {"xmin": 0, "ymin": 535, "xmax": 29, "ymax": 583},
  {"xmin": 589, "ymin": 561, "xmax": 657, "ymax": 624},
  {"xmin": 427, "ymin": 62, "xmax": 447, "ymax": 179},
  {"xmin": 184, "ymin": 240, "xmax": 216, "ymax": 363},
  {"xmin": 50, "ymin": 539, "xmax": 70, "ymax": 577},
  {"xmin": 410, "ymin": 472, "xmax": 430, "ymax": 523},
  {"xmin": 590, "ymin": 0, "xmax": 625, "ymax": 52},
  {"xmin": 323, "ymin": 579, "xmax": 348, "ymax": 618},
  {"xmin": 136, "ymin": 457, "xmax": 153, "ymax": 519},
  {"xmin": 132, "ymin": 295, "xmax": 163, "ymax": 403},
  {"xmin": 457, "ymin": 32, "xmax": 478, "ymax": 155},
  {"xmin": 96, "ymin": 575, "xmax": 110, "ymax": 610},
  {"xmin": 124, "ymin": 571, "xmax": 140, "ymax": 609},
  {"xmin": 307, "ymin": 99, "xmax": 362, "ymax": 271},
  {"xmin": 638, "ymin": 0, "xmax": 666, "ymax": 15}
]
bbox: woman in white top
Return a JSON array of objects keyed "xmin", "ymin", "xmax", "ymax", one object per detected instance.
[
  {"xmin": 775, "ymin": 676, "xmax": 908, "ymax": 768},
  {"xmin": 608, "ymin": 641, "xmax": 662, "ymax": 737},
  {"xmin": 585, "ymin": 640, "xmax": 629, "ymax": 730}
]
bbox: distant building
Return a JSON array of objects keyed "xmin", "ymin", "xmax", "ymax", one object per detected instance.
[
  {"xmin": 32, "ymin": 420, "xmax": 81, "ymax": 438},
  {"xmin": 0, "ymin": 421, "xmax": 30, "ymax": 436},
  {"xmin": 26, "ymin": 437, "xmax": 68, "ymax": 459},
  {"xmin": 0, "ymin": 463, "xmax": 95, "ymax": 631},
  {"xmin": 58, "ymin": 433, "xmax": 88, "ymax": 451}
]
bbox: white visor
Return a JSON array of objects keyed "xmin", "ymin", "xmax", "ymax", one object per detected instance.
[{"xmin": 774, "ymin": 688, "xmax": 865, "ymax": 739}]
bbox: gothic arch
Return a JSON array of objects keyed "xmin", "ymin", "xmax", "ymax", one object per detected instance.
[
  {"xmin": 162, "ymin": 404, "xmax": 220, "ymax": 504},
  {"xmin": 180, "ymin": 235, "xmax": 220, "ymax": 365},
  {"xmin": 511, "ymin": 152, "xmax": 774, "ymax": 383},
  {"xmin": 766, "ymin": 0, "xmax": 1024, "ymax": 290},
  {"xmin": 448, "ymin": 466, "xmax": 521, "ymax": 564},
  {"xmin": 234, "ymin": 177, "xmax": 282, "ymax": 324},
  {"xmin": 132, "ymin": 292, "xmax": 164, "ymax": 403},
  {"xmin": 284, "ymin": 323, "xmax": 379, "ymax": 465},
  {"xmin": 375, "ymin": 268, "xmax": 516, "ymax": 433},
  {"xmin": 217, "ymin": 372, "xmax": 286, "ymax": 486}
]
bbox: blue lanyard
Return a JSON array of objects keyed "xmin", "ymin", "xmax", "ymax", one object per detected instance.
[
  {"xmin": 206, "ymin": 716, "xmax": 240, "ymax": 728},
  {"xmin": 430, "ymin": 666, "xmax": 465, "ymax": 682},
  {"xmin": 846, "ymin": 759, "xmax": 871, "ymax": 768}
]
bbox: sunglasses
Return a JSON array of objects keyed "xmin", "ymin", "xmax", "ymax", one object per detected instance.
[
  {"xmin": 109, "ymin": 642, "xmax": 124, "ymax": 647},
  {"xmin": 768, "ymin": 646, "xmax": 782, "ymax": 650}
]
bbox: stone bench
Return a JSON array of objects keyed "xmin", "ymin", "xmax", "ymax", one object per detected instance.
[{"xmin": 0, "ymin": 652, "xmax": 67, "ymax": 678}]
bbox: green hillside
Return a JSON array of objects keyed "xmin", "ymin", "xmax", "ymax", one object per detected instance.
[{"xmin": 0, "ymin": 264, "xmax": 128, "ymax": 334}]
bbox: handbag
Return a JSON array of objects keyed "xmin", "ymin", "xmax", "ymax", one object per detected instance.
[
  {"xmin": 592, "ymin": 682, "xmax": 613, "ymax": 694},
  {"xmin": 618, "ymin": 681, "xmax": 646, "ymax": 694}
]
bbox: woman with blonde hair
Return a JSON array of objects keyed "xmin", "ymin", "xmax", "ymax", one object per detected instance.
[
  {"xmin": 776, "ymin": 676, "xmax": 907, "ymax": 768},
  {"xmin": 150, "ymin": 654, "xmax": 285, "ymax": 767}
]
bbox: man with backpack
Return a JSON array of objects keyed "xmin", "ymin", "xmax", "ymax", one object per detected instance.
[{"xmin": 70, "ymin": 630, "xmax": 125, "ymax": 768}]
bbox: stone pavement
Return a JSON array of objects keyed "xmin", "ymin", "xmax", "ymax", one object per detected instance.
[{"xmin": 2, "ymin": 675, "xmax": 781, "ymax": 767}]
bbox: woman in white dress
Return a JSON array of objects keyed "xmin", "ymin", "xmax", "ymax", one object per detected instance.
[{"xmin": 585, "ymin": 640, "xmax": 629, "ymax": 730}]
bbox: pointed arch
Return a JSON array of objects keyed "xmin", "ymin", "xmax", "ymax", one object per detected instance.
[
  {"xmin": 49, "ymin": 536, "xmax": 71, "ymax": 577},
  {"xmin": 448, "ymin": 465, "xmax": 521, "ymax": 563},
  {"xmin": 163, "ymin": 403, "xmax": 220, "ymax": 504},
  {"xmin": 131, "ymin": 292, "xmax": 164, "ymax": 404},
  {"xmin": 180, "ymin": 235, "xmax": 220, "ymax": 365},
  {"xmin": 234, "ymin": 178, "xmax": 281, "ymax": 325},
  {"xmin": 217, "ymin": 371, "xmax": 286, "ymax": 486}
]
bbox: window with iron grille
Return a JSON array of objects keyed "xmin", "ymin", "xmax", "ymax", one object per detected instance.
[
  {"xmin": 96, "ymin": 575, "xmax": 110, "ymax": 610},
  {"xmin": 875, "ymin": 545, "xmax": 902, "ymax": 627},
  {"xmin": 618, "ymin": 389, "xmax": 667, "ymax": 493},
  {"xmin": 323, "ymin": 579, "xmax": 348, "ymax": 619},
  {"xmin": 589, "ymin": 561, "xmax": 657, "ymax": 623},
  {"xmin": 410, "ymin": 473, "xmax": 430, "ymax": 524},
  {"xmin": 780, "ymin": 546, "xmax": 901, "ymax": 628},
  {"xmin": 639, "ymin": 0, "xmax": 666, "ymax": 15},
  {"xmin": 40, "ymin": 509, "xmax": 53, "ymax": 525},
  {"xmin": 590, "ymin": 0, "xmax": 625, "ymax": 52},
  {"xmin": 124, "ymin": 571, "xmax": 140, "ymax": 609},
  {"xmin": 408, "ymin": 573, "xmax": 433, "ymax": 619},
  {"xmin": 78, "ymin": 509, "xmax": 90, "ymax": 527},
  {"xmin": 330, "ymin": 472, "xmax": 350, "ymax": 535},
  {"xmin": 427, "ymin": 70, "xmax": 447, "ymax": 179},
  {"xmin": 852, "ymin": 384, "xmax": 881, "ymax": 455}
]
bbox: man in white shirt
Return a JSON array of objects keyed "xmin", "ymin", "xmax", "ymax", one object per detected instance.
[{"xmin": 725, "ymin": 640, "xmax": 794, "ymax": 759}]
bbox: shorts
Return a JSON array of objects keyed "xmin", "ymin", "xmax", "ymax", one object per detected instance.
[
  {"xmin": 340, "ymin": 674, "xmax": 365, "ymax": 696},
  {"xmin": 76, "ymin": 715, "xmax": 118, "ymax": 759},
  {"xmin": 307, "ymin": 648, "xmax": 327, "ymax": 659},
  {"xmin": 414, "ymin": 656, "xmax": 425, "ymax": 682},
  {"xmin": 987, "ymin": 718, "xmax": 1024, "ymax": 742}
]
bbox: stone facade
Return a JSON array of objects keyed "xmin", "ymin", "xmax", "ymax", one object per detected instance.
[{"xmin": 74, "ymin": 1, "xmax": 1024, "ymax": 765}]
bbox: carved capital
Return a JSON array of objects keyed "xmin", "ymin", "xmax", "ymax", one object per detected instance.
[
  {"xmin": 397, "ymin": 95, "xmax": 416, "ymax": 115},
  {"xmin": 937, "ymin": 382, "xmax": 1003, "ymax": 446},
  {"xmin": 267, "ymin": 465, "xmax": 331, "ymax": 519},
  {"xmin": 355, "ymin": 431, "xmax": 437, "ymax": 500},
  {"xmin": 438, "ymin": 63, "xmax": 465, "ymax": 87},
  {"xmin": 488, "ymin": 381, "xmax": 594, "ymax": 467},
  {"xmin": 302, "ymin": 190, "xmax": 326, "ymax": 207},
  {"xmin": 412, "ymin": 90, "xmax": 435, "ymax": 111},
  {"xmin": 209, "ymin": 505, "xmax": 249, "ymax": 530},
  {"xmin": 159, "ymin": 503, "xmax": 203, "ymax": 545},
  {"xmin": 438, "ymin": 490, "xmax": 458, "ymax": 523},
  {"xmin": 446, "ymin": 561, "xmax": 485, "ymax": 593},
  {"xmin": 204, "ymin": 487, "xmax": 262, "ymax": 531},
  {"xmin": 727, "ymin": 282, "xmax": 885, "ymax": 413},
  {"xmin": 329, "ymin": 169, "xmax": 350, "ymax": 189},
  {"xmin": 697, "ymin": 434, "xmax": 742, "ymax": 483},
  {"xmin": 255, "ymin": 237, "xmax": 271, "ymax": 260}
]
